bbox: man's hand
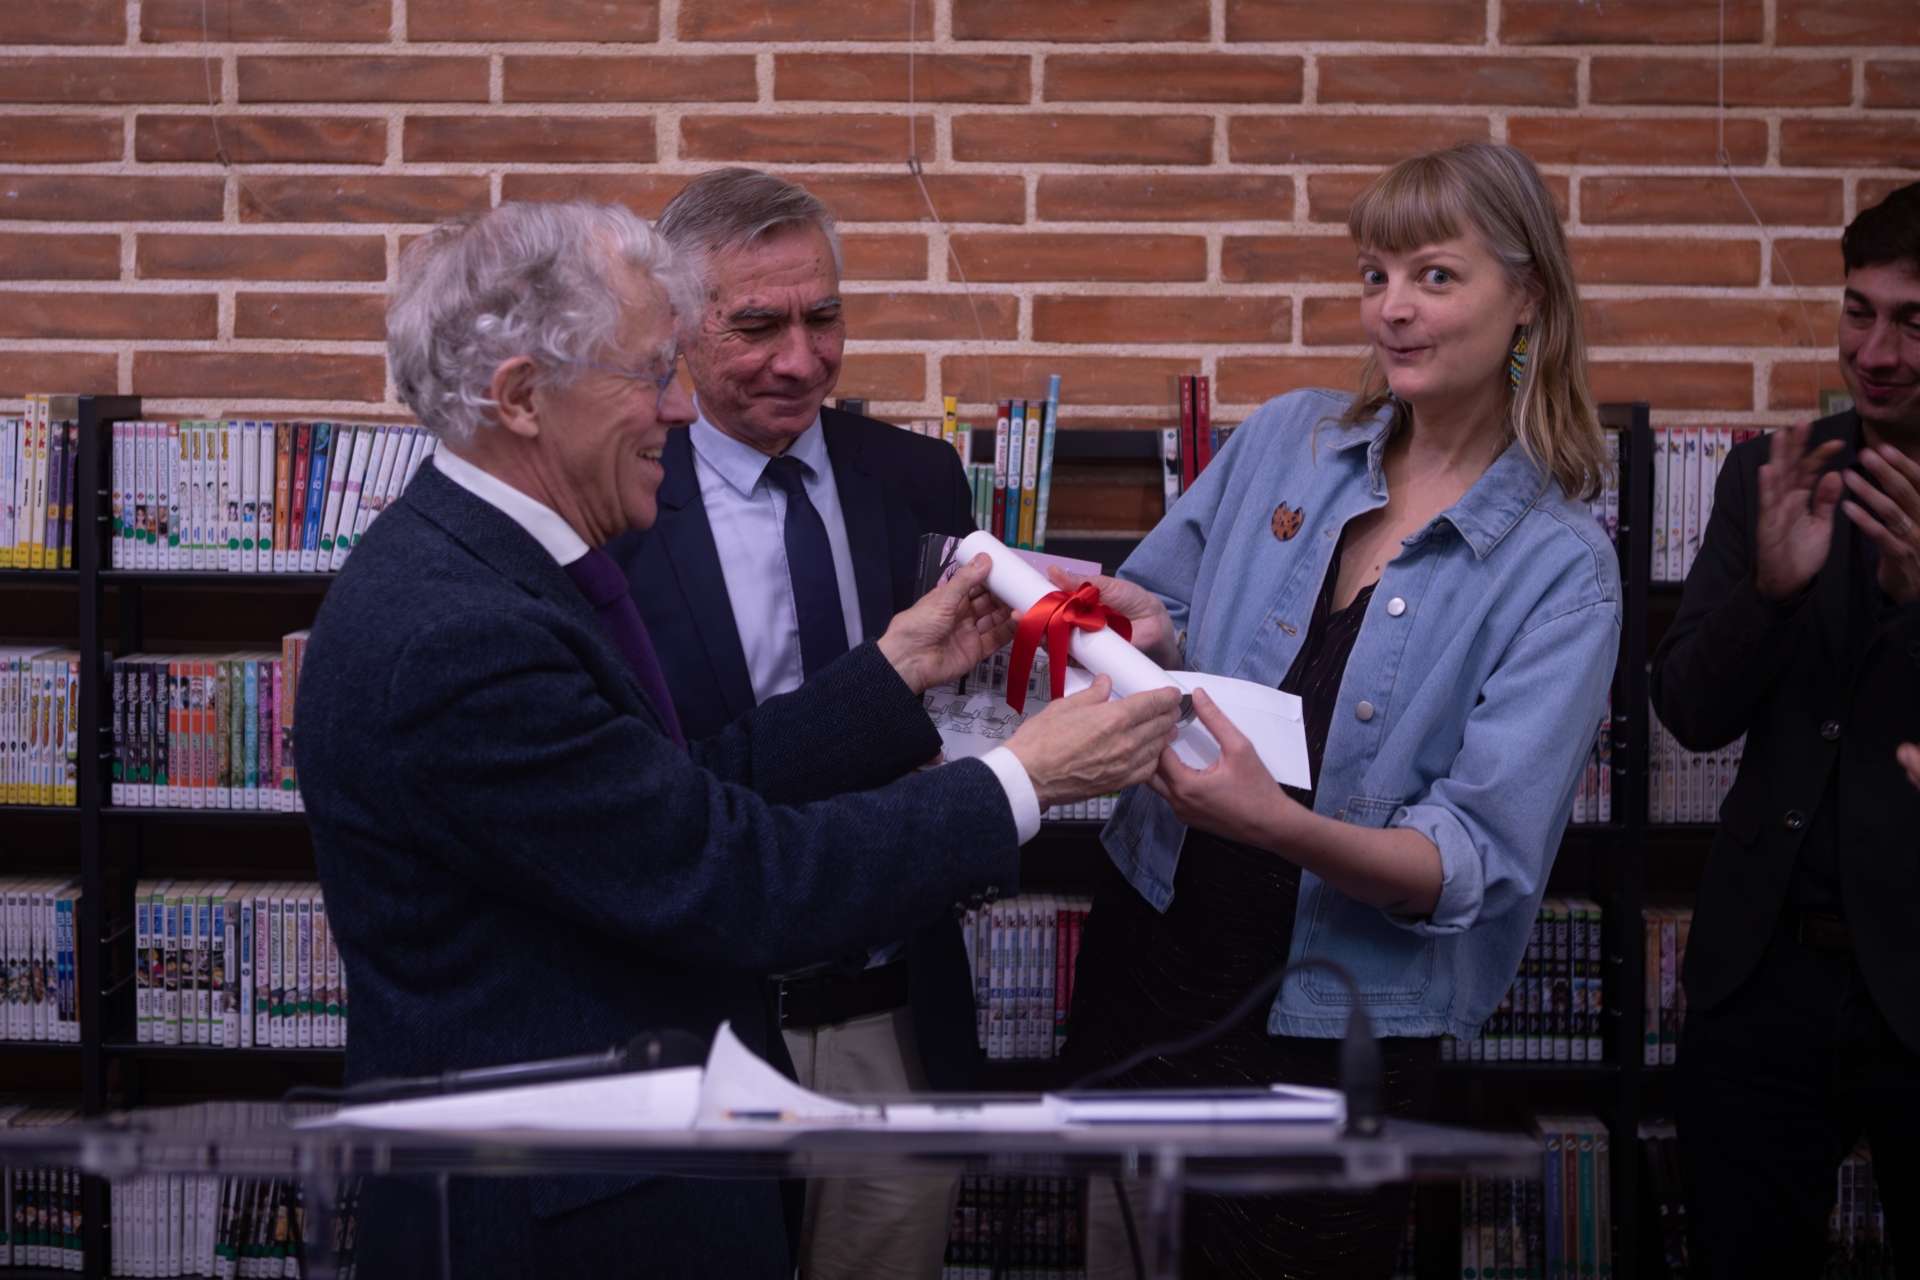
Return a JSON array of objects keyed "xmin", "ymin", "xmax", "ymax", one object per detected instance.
[
  {"xmin": 1044, "ymin": 567, "xmax": 1179, "ymax": 669},
  {"xmin": 1148, "ymin": 687, "xmax": 1299, "ymax": 849},
  {"xmin": 1899, "ymin": 743, "xmax": 1920, "ymax": 793},
  {"xmin": 1755, "ymin": 420, "xmax": 1845, "ymax": 602},
  {"xmin": 1842, "ymin": 444, "xmax": 1920, "ymax": 605},
  {"xmin": 1005, "ymin": 677, "xmax": 1182, "ymax": 809},
  {"xmin": 878, "ymin": 554, "xmax": 1014, "ymax": 695}
]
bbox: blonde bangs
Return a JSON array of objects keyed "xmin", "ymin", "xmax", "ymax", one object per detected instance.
[{"xmin": 1346, "ymin": 157, "xmax": 1474, "ymax": 256}]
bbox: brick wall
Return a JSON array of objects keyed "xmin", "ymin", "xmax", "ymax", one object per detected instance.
[{"xmin": 1, "ymin": 0, "xmax": 1916, "ymax": 439}]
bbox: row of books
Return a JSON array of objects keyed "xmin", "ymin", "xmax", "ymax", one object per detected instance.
[
  {"xmin": 0, "ymin": 647, "xmax": 78, "ymax": 806},
  {"xmin": 961, "ymin": 895, "xmax": 1089, "ymax": 1063},
  {"xmin": 1158, "ymin": 375, "xmax": 1232, "ymax": 511},
  {"xmin": 110, "ymin": 638, "xmax": 311, "ymax": 813},
  {"xmin": 0, "ymin": 878, "xmax": 82, "ymax": 1045},
  {"xmin": 1648, "ymin": 705, "xmax": 1742, "ymax": 825},
  {"xmin": 135, "ymin": 880, "xmax": 345, "ymax": 1051},
  {"xmin": 893, "ymin": 384, "xmax": 1068, "ymax": 552},
  {"xmin": 1458, "ymin": 1115, "xmax": 1614, "ymax": 1280},
  {"xmin": 1643, "ymin": 906, "xmax": 1692, "ymax": 1068},
  {"xmin": 0, "ymin": 399, "xmax": 79, "ymax": 571},
  {"xmin": 940, "ymin": 1176, "xmax": 1085, "ymax": 1280},
  {"xmin": 0, "ymin": 1105, "xmax": 82, "ymax": 1271},
  {"xmin": 1442, "ymin": 899, "xmax": 1607, "ymax": 1064},
  {"xmin": 1569, "ymin": 702, "xmax": 1614, "ymax": 827},
  {"xmin": 109, "ymin": 1175, "xmax": 318, "ymax": 1279},
  {"xmin": 1650, "ymin": 426, "xmax": 1761, "ymax": 586},
  {"xmin": 109, "ymin": 421, "xmax": 436, "ymax": 575}
]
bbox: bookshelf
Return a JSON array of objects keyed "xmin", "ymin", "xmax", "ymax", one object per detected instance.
[{"xmin": 0, "ymin": 397, "xmax": 1721, "ymax": 1277}]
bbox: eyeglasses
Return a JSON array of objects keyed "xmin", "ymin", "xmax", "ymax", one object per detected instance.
[{"xmin": 559, "ymin": 355, "xmax": 681, "ymax": 400}]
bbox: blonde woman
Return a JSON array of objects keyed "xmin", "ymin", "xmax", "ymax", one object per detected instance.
[{"xmin": 1063, "ymin": 143, "xmax": 1622, "ymax": 1277}]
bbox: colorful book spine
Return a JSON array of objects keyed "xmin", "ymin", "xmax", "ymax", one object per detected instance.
[{"xmin": 1033, "ymin": 374, "xmax": 1061, "ymax": 550}]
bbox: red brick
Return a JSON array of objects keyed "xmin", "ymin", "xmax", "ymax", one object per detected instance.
[
  {"xmin": 406, "ymin": 116, "xmax": 656, "ymax": 165},
  {"xmin": 1769, "ymin": 362, "xmax": 1850, "ymax": 411},
  {"xmin": 239, "ymin": 56, "xmax": 489, "ymax": 104},
  {"xmin": 844, "ymin": 293, "xmax": 1017, "ymax": 341},
  {"xmin": 0, "ymin": 1, "xmax": 123, "ymax": 44},
  {"xmin": 952, "ymin": 0, "xmax": 1206, "ymax": 42},
  {"xmin": 234, "ymin": 292, "xmax": 388, "ymax": 342},
  {"xmin": 239, "ymin": 176, "xmax": 491, "ymax": 225},
  {"xmin": 1862, "ymin": 178, "xmax": 1913, "ymax": 209},
  {"xmin": 836, "ymin": 352, "xmax": 924, "ymax": 402},
  {"xmin": 1779, "ymin": 1, "xmax": 1920, "ymax": 46},
  {"xmin": 142, "ymin": 0, "xmax": 391, "ymax": 42},
  {"xmin": 1781, "ymin": 120, "xmax": 1920, "ymax": 169},
  {"xmin": 1223, "ymin": 236, "xmax": 1358, "ymax": 284},
  {"xmin": 0, "ymin": 291, "xmax": 216, "ymax": 341},
  {"xmin": 0, "ymin": 234, "xmax": 120, "ymax": 281},
  {"xmin": 1510, "ymin": 117, "xmax": 1767, "ymax": 167},
  {"xmin": 136, "ymin": 116, "xmax": 387, "ymax": 166},
  {"xmin": 1218, "ymin": 356, "xmax": 1363, "ymax": 403},
  {"xmin": 1503, "ymin": 0, "xmax": 1761, "ymax": 43},
  {"xmin": 1769, "ymin": 238, "xmax": 1847, "ymax": 288},
  {"xmin": 1047, "ymin": 55, "xmax": 1302, "ymax": 104},
  {"xmin": 681, "ymin": 114, "xmax": 930, "ymax": 164},
  {"xmin": 411, "ymin": 0, "xmax": 656, "ymax": 40},
  {"xmin": 0, "ymin": 352, "xmax": 116, "ymax": 397},
  {"xmin": 0, "ymin": 115, "xmax": 121, "ymax": 164},
  {"xmin": 1309, "ymin": 171, "xmax": 1571, "ymax": 224},
  {"xmin": 842, "ymin": 234, "xmax": 927, "ymax": 281},
  {"xmin": 1584, "ymin": 298, "xmax": 1839, "ymax": 348},
  {"xmin": 1591, "ymin": 57, "xmax": 1853, "ymax": 107},
  {"xmin": 1865, "ymin": 61, "xmax": 1920, "ymax": 108},
  {"xmin": 1227, "ymin": 0, "xmax": 1484, "ymax": 43},
  {"xmin": 132, "ymin": 352, "xmax": 385, "ymax": 402},
  {"xmin": 500, "ymin": 173, "xmax": 686, "ymax": 217},
  {"xmin": 954, "ymin": 115, "xmax": 1212, "ymax": 165},
  {"xmin": 1570, "ymin": 237, "xmax": 1762, "ymax": 287},
  {"xmin": 0, "ymin": 57, "xmax": 206, "ymax": 105},
  {"xmin": 949, "ymin": 234, "xmax": 1206, "ymax": 283},
  {"xmin": 1320, "ymin": 56, "xmax": 1577, "ymax": 107},
  {"xmin": 0, "ymin": 176, "xmax": 224, "ymax": 223},
  {"xmin": 943, "ymin": 355, "xmax": 1196, "ymax": 405},
  {"xmin": 681, "ymin": 0, "xmax": 932, "ymax": 41},
  {"xmin": 507, "ymin": 55, "xmax": 756, "ymax": 103},
  {"xmin": 1230, "ymin": 115, "xmax": 1488, "ymax": 165},
  {"xmin": 1582, "ymin": 176, "xmax": 1843, "ymax": 227},
  {"xmin": 1590, "ymin": 362, "xmax": 1753, "ymax": 412},
  {"xmin": 1035, "ymin": 296, "xmax": 1290, "ymax": 345},
  {"xmin": 1038, "ymin": 175, "xmax": 1295, "ymax": 223},
  {"xmin": 777, "ymin": 54, "xmax": 1028, "ymax": 104},
  {"xmin": 1303, "ymin": 297, "xmax": 1366, "ymax": 346},
  {"xmin": 138, "ymin": 234, "xmax": 386, "ymax": 283},
  {"xmin": 788, "ymin": 174, "xmax": 1027, "ymax": 225}
]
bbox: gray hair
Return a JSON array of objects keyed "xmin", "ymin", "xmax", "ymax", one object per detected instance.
[
  {"xmin": 656, "ymin": 168, "xmax": 843, "ymax": 278},
  {"xmin": 387, "ymin": 201, "xmax": 701, "ymax": 445}
]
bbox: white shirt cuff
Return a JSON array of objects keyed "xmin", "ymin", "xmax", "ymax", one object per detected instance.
[{"xmin": 978, "ymin": 746, "xmax": 1042, "ymax": 844}]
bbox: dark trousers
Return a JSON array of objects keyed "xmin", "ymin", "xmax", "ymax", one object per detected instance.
[{"xmin": 1677, "ymin": 919, "xmax": 1920, "ymax": 1279}]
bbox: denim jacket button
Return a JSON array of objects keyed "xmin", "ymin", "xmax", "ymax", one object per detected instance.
[
  {"xmin": 1355, "ymin": 700, "xmax": 1376, "ymax": 722},
  {"xmin": 1387, "ymin": 596, "xmax": 1407, "ymax": 617}
]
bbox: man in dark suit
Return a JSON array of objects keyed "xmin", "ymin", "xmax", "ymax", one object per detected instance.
[
  {"xmin": 295, "ymin": 200, "xmax": 1181, "ymax": 1279},
  {"xmin": 608, "ymin": 169, "xmax": 986, "ymax": 1279},
  {"xmin": 1652, "ymin": 181, "xmax": 1920, "ymax": 1278}
]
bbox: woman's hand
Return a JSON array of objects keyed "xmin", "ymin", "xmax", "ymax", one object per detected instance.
[
  {"xmin": 1146, "ymin": 688, "xmax": 1299, "ymax": 847},
  {"xmin": 1044, "ymin": 566, "xmax": 1179, "ymax": 668}
]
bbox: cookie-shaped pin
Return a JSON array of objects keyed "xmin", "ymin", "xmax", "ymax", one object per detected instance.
[{"xmin": 1271, "ymin": 502, "xmax": 1304, "ymax": 541}]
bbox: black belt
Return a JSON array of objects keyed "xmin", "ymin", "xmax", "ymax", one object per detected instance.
[
  {"xmin": 774, "ymin": 959, "xmax": 910, "ymax": 1029},
  {"xmin": 1793, "ymin": 910, "xmax": 1854, "ymax": 953}
]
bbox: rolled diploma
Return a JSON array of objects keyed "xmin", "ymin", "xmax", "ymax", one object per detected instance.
[{"xmin": 956, "ymin": 531, "xmax": 1299, "ymax": 784}]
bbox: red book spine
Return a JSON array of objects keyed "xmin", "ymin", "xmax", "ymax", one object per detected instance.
[
  {"xmin": 1177, "ymin": 375, "xmax": 1197, "ymax": 493},
  {"xmin": 287, "ymin": 423, "xmax": 312, "ymax": 568},
  {"xmin": 1194, "ymin": 374, "xmax": 1213, "ymax": 474}
]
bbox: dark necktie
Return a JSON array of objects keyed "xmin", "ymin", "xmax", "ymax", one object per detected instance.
[
  {"xmin": 564, "ymin": 547, "xmax": 687, "ymax": 749},
  {"xmin": 763, "ymin": 454, "xmax": 849, "ymax": 679}
]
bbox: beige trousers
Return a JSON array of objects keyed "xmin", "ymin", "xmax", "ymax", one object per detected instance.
[{"xmin": 783, "ymin": 1006, "xmax": 960, "ymax": 1280}]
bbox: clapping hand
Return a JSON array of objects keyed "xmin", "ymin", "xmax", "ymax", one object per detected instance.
[
  {"xmin": 1841, "ymin": 444, "xmax": 1920, "ymax": 605},
  {"xmin": 1755, "ymin": 420, "xmax": 1846, "ymax": 602}
]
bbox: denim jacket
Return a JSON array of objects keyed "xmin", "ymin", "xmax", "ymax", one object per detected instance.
[{"xmin": 1103, "ymin": 389, "xmax": 1621, "ymax": 1040}]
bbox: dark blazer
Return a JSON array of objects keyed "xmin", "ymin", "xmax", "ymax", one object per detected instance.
[
  {"xmin": 608, "ymin": 407, "xmax": 986, "ymax": 1087},
  {"xmin": 1650, "ymin": 410, "xmax": 1920, "ymax": 1051},
  {"xmin": 296, "ymin": 461, "xmax": 1018, "ymax": 1278}
]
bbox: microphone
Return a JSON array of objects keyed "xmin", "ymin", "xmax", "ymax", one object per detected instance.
[{"xmin": 283, "ymin": 1029, "xmax": 709, "ymax": 1105}]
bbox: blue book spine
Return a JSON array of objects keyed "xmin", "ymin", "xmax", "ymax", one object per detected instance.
[
  {"xmin": 301, "ymin": 422, "xmax": 332, "ymax": 565},
  {"xmin": 1033, "ymin": 374, "xmax": 1062, "ymax": 550}
]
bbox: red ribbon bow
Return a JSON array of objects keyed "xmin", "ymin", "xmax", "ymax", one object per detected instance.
[{"xmin": 1005, "ymin": 583, "xmax": 1132, "ymax": 714}]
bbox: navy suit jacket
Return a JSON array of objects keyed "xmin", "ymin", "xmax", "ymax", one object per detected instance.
[
  {"xmin": 608, "ymin": 407, "xmax": 987, "ymax": 1088},
  {"xmin": 296, "ymin": 461, "xmax": 1018, "ymax": 1278}
]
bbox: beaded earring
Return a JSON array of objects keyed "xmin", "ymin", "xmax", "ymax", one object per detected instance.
[{"xmin": 1508, "ymin": 332, "xmax": 1530, "ymax": 392}]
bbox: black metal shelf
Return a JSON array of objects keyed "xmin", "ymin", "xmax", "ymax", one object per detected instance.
[
  {"xmin": 101, "ymin": 1041, "xmax": 342, "ymax": 1064},
  {"xmin": 0, "ymin": 569, "xmax": 78, "ymax": 584},
  {"xmin": 99, "ymin": 570, "xmax": 337, "ymax": 592},
  {"xmin": 101, "ymin": 806, "xmax": 304, "ymax": 826},
  {"xmin": 0, "ymin": 804, "xmax": 81, "ymax": 817}
]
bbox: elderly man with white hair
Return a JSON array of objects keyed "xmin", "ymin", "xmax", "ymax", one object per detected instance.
[{"xmin": 293, "ymin": 201, "xmax": 1180, "ymax": 1278}]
